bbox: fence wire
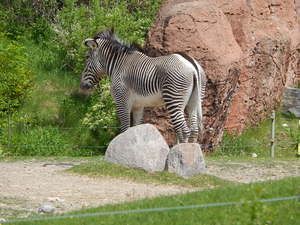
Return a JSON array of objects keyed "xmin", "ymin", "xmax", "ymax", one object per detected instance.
[
  {"xmin": 2, "ymin": 195, "xmax": 299, "ymax": 224},
  {"xmin": 0, "ymin": 124, "xmax": 299, "ymax": 153},
  {"xmin": 0, "ymin": 110, "xmax": 299, "ymax": 155}
]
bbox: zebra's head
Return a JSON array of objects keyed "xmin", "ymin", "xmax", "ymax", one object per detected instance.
[
  {"xmin": 80, "ymin": 30, "xmax": 113, "ymax": 91},
  {"xmin": 80, "ymin": 28, "xmax": 140, "ymax": 91}
]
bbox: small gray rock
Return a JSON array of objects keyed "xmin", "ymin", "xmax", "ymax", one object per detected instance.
[
  {"xmin": 0, "ymin": 218, "xmax": 6, "ymax": 222},
  {"xmin": 105, "ymin": 124, "xmax": 170, "ymax": 172},
  {"xmin": 38, "ymin": 204, "xmax": 55, "ymax": 214},
  {"xmin": 167, "ymin": 143, "xmax": 206, "ymax": 178},
  {"xmin": 47, "ymin": 197, "xmax": 65, "ymax": 203}
]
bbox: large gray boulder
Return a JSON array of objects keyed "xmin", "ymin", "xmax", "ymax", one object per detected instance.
[
  {"xmin": 167, "ymin": 143, "xmax": 206, "ymax": 178},
  {"xmin": 105, "ymin": 124, "xmax": 170, "ymax": 172}
]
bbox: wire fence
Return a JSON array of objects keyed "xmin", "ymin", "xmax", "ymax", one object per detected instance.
[
  {"xmin": 2, "ymin": 195, "xmax": 300, "ymax": 224},
  {"xmin": 0, "ymin": 111, "xmax": 299, "ymax": 156}
]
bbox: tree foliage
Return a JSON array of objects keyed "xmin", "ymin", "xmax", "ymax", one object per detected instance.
[{"xmin": 0, "ymin": 33, "xmax": 33, "ymax": 116}]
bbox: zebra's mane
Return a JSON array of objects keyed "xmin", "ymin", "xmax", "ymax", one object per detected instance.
[{"xmin": 94, "ymin": 29, "xmax": 144, "ymax": 54}]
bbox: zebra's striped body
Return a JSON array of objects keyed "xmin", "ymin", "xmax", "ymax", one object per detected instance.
[{"xmin": 81, "ymin": 29, "xmax": 206, "ymax": 143}]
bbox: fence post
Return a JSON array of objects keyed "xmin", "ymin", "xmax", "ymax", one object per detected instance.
[
  {"xmin": 8, "ymin": 108, "xmax": 11, "ymax": 149},
  {"xmin": 270, "ymin": 110, "xmax": 276, "ymax": 158},
  {"xmin": 297, "ymin": 120, "xmax": 300, "ymax": 158}
]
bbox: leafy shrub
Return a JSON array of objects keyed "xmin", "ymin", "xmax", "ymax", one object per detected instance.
[
  {"xmin": 54, "ymin": 0, "xmax": 162, "ymax": 73},
  {"xmin": 81, "ymin": 78, "xmax": 119, "ymax": 147},
  {"xmin": 0, "ymin": 0, "xmax": 58, "ymax": 42},
  {"xmin": 0, "ymin": 33, "xmax": 33, "ymax": 116}
]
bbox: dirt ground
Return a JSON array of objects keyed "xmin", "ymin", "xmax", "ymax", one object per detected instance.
[
  {"xmin": 206, "ymin": 160, "xmax": 300, "ymax": 183},
  {"xmin": 0, "ymin": 160, "xmax": 195, "ymax": 219},
  {"xmin": 0, "ymin": 159, "xmax": 299, "ymax": 220}
]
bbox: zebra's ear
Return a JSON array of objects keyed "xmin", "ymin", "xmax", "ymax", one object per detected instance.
[{"xmin": 84, "ymin": 38, "xmax": 98, "ymax": 49}]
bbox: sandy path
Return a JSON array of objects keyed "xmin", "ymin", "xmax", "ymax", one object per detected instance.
[
  {"xmin": 0, "ymin": 160, "xmax": 193, "ymax": 219},
  {"xmin": 206, "ymin": 160, "xmax": 300, "ymax": 183}
]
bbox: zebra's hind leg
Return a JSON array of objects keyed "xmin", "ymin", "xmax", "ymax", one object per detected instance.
[
  {"xmin": 132, "ymin": 107, "xmax": 144, "ymax": 126},
  {"xmin": 186, "ymin": 79, "xmax": 202, "ymax": 143},
  {"xmin": 186, "ymin": 100, "xmax": 199, "ymax": 143},
  {"xmin": 175, "ymin": 117, "xmax": 191, "ymax": 143},
  {"xmin": 165, "ymin": 103, "xmax": 190, "ymax": 143},
  {"xmin": 162, "ymin": 77, "xmax": 193, "ymax": 143},
  {"xmin": 187, "ymin": 111, "xmax": 199, "ymax": 143}
]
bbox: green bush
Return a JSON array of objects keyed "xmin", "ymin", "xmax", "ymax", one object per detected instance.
[
  {"xmin": 54, "ymin": 0, "xmax": 162, "ymax": 73},
  {"xmin": 0, "ymin": 0, "xmax": 59, "ymax": 42},
  {"xmin": 81, "ymin": 78, "xmax": 119, "ymax": 148},
  {"xmin": 0, "ymin": 33, "xmax": 33, "ymax": 116}
]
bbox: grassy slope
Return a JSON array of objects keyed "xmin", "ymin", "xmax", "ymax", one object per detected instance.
[
  {"xmin": 22, "ymin": 41, "xmax": 80, "ymax": 124},
  {"xmin": 8, "ymin": 177, "xmax": 300, "ymax": 225},
  {"xmin": 1, "ymin": 41, "xmax": 103, "ymax": 156}
]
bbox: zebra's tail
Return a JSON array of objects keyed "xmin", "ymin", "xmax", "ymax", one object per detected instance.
[{"xmin": 192, "ymin": 58, "xmax": 206, "ymax": 135}]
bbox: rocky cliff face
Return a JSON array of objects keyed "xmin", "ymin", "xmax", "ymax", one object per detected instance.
[{"xmin": 145, "ymin": 0, "xmax": 300, "ymax": 149}]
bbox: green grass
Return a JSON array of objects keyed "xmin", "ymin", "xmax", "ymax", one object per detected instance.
[
  {"xmin": 212, "ymin": 113, "xmax": 300, "ymax": 159},
  {"xmin": 7, "ymin": 177, "xmax": 300, "ymax": 225},
  {"xmin": 0, "ymin": 41, "xmax": 104, "ymax": 157},
  {"xmin": 0, "ymin": 155, "xmax": 95, "ymax": 162},
  {"xmin": 69, "ymin": 159, "xmax": 232, "ymax": 188},
  {"xmin": 21, "ymin": 41, "xmax": 82, "ymax": 125}
]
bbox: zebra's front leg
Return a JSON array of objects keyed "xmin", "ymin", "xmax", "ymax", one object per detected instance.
[
  {"xmin": 115, "ymin": 104, "xmax": 131, "ymax": 133},
  {"xmin": 132, "ymin": 107, "xmax": 144, "ymax": 126},
  {"xmin": 113, "ymin": 90, "xmax": 131, "ymax": 133}
]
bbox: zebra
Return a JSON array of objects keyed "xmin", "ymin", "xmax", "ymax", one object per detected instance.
[{"xmin": 80, "ymin": 29, "xmax": 206, "ymax": 143}]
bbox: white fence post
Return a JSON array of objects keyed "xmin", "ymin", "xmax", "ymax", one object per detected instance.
[
  {"xmin": 270, "ymin": 110, "xmax": 276, "ymax": 158},
  {"xmin": 297, "ymin": 120, "xmax": 300, "ymax": 158}
]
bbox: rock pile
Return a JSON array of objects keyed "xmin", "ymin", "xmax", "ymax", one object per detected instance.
[{"xmin": 105, "ymin": 124, "xmax": 206, "ymax": 178}]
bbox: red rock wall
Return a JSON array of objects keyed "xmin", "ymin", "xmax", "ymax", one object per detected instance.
[
  {"xmin": 145, "ymin": 0, "xmax": 300, "ymax": 149},
  {"xmin": 216, "ymin": 0, "xmax": 300, "ymax": 132}
]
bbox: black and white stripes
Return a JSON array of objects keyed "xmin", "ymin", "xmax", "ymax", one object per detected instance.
[{"xmin": 80, "ymin": 29, "xmax": 206, "ymax": 143}]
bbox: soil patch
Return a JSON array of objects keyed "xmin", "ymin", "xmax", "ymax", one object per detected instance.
[{"xmin": 0, "ymin": 160, "xmax": 194, "ymax": 219}]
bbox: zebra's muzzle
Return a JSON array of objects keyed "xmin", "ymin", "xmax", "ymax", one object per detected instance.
[{"xmin": 80, "ymin": 80, "xmax": 93, "ymax": 91}]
